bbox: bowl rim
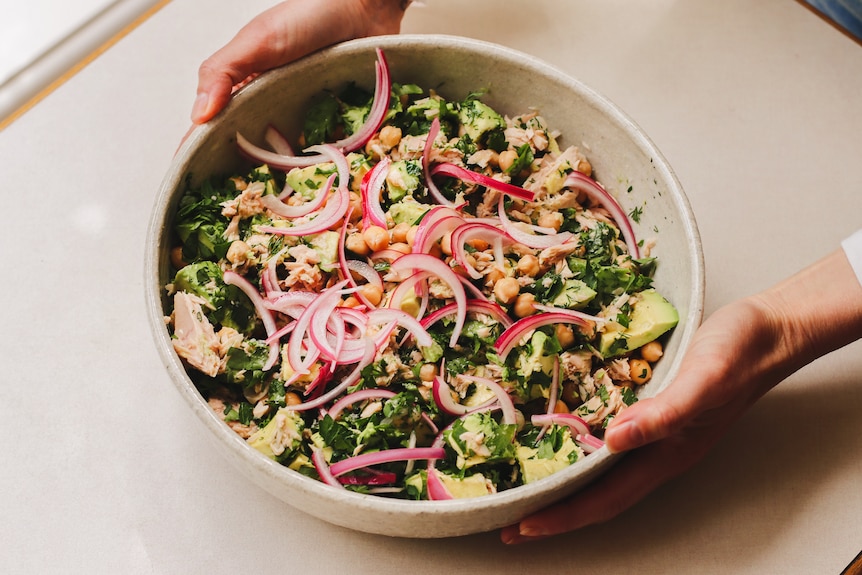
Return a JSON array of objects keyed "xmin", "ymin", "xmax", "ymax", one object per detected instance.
[{"xmin": 145, "ymin": 33, "xmax": 705, "ymax": 534}]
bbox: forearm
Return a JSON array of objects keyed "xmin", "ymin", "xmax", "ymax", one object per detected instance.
[{"xmin": 749, "ymin": 248, "xmax": 862, "ymax": 382}]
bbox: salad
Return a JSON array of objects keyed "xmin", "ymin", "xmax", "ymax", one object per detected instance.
[{"xmin": 165, "ymin": 48, "xmax": 679, "ymax": 500}]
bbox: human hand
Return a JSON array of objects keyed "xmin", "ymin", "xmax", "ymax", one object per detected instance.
[
  {"xmin": 501, "ymin": 249, "xmax": 862, "ymax": 544},
  {"xmin": 191, "ymin": 0, "xmax": 408, "ymax": 124}
]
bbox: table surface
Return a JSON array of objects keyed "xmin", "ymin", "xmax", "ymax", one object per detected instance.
[{"xmin": 2, "ymin": 0, "xmax": 861, "ymax": 573}]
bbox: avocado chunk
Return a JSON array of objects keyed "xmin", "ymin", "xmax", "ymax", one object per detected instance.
[
  {"xmin": 247, "ymin": 407, "xmax": 305, "ymax": 460},
  {"xmin": 599, "ymin": 289, "xmax": 679, "ymax": 357},
  {"xmin": 385, "ymin": 160, "xmax": 422, "ymax": 202},
  {"xmin": 285, "ymin": 162, "xmax": 338, "ymax": 200},
  {"xmin": 516, "ymin": 330, "xmax": 557, "ymax": 380},
  {"xmin": 387, "ymin": 195, "xmax": 429, "ymax": 226},
  {"xmin": 516, "ymin": 431, "xmax": 581, "ymax": 484},
  {"xmin": 551, "ymin": 279, "xmax": 597, "ymax": 309},
  {"xmin": 308, "ymin": 231, "xmax": 340, "ymax": 272},
  {"xmin": 435, "ymin": 471, "xmax": 493, "ymax": 498},
  {"xmin": 458, "ymin": 99, "xmax": 505, "ymax": 142}
]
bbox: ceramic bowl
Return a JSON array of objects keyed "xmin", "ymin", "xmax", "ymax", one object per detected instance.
[{"xmin": 145, "ymin": 35, "xmax": 704, "ymax": 538}]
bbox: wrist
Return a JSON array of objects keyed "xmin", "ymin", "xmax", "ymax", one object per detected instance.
[{"xmin": 749, "ymin": 249, "xmax": 862, "ymax": 380}]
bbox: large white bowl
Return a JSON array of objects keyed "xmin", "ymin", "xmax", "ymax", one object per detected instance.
[{"xmin": 146, "ymin": 35, "xmax": 704, "ymax": 538}]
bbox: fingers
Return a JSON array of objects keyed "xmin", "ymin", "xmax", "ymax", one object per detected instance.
[
  {"xmin": 502, "ymin": 426, "xmax": 720, "ymax": 544},
  {"xmin": 190, "ymin": 0, "xmax": 409, "ymax": 124},
  {"xmin": 191, "ymin": 5, "xmax": 295, "ymax": 124}
]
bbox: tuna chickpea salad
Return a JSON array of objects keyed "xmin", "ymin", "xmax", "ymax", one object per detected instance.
[{"xmin": 164, "ymin": 49, "xmax": 678, "ymax": 499}]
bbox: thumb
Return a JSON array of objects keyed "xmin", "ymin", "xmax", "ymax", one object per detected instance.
[{"xmin": 604, "ymin": 395, "xmax": 688, "ymax": 453}]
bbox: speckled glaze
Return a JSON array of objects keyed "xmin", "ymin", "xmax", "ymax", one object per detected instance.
[{"xmin": 146, "ymin": 35, "xmax": 704, "ymax": 538}]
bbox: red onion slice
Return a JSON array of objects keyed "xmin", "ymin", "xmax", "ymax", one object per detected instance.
[
  {"xmin": 256, "ymin": 184, "xmax": 349, "ymax": 237},
  {"xmin": 494, "ymin": 311, "xmax": 592, "ymax": 361},
  {"xmin": 390, "ymin": 253, "xmax": 467, "ymax": 346},
  {"xmin": 327, "ymin": 389, "xmax": 397, "ymax": 420},
  {"xmin": 360, "ymin": 157, "xmax": 391, "ymax": 230},
  {"xmin": 496, "ymin": 195, "xmax": 573, "ymax": 249},
  {"xmin": 563, "ymin": 170, "xmax": 640, "ymax": 259},
  {"xmin": 311, "ymin": 448, "xmax": 343, "ymax": 488},
  {"xmin": 260, "ymin": 173, "xmax": 335, "ymax": 219},
  {"xmin": 420, "ymin": 299, "xmax": 513, "ymax": 330},
  {"xmin": 450, "ymin": 222, "xmax": 515, "ymax": 280},
  {"xmin": 422, "ymin": 117, "xmax": 455, "ymax": 207},
  {"xmin": 366, "ymin": 307, "xmax": 433, "ymax": 349},
  {"xmin": 288, "ymin": 337, "xmax": 376, "ymax": 412},
  {"xmin": 431, "ymin": 163, "xmax": 536, "ymax": 202},
  {"xmin": 458, "ymin": 375, "xmax": 517, "ymax": 425},
  {"xmin": 264, "ymin": 124, "xmax": 295, "ymax": 156},
  {"xmin": 531, "ymin": 412, "xmax": 591, "ymax": 437},
  {"xmin": 332, "ymin": 48, "xmax": 391, "ymax": 153},
  {"xmin": 575, "ymin": 434, "xmax": 605, "ymax": 453},
  {"xmin": 329, "ymin": 447, "xmax": 446, "ymax": 477},
  {"xmin": 222, "ymin": 270, "xmax": 280, "ymax": 371},
  {"xmin": 426, "ymin": 468, "xmax": 454, "ymax": 501}
]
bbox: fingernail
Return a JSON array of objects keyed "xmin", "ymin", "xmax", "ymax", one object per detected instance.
[
  {"xmin": 607, "ymin": 420, "xmax": 644, "ymax": 452},
  {"xmin": 191, "ymin": 92, "xmax": 209, "ymax": 123}
]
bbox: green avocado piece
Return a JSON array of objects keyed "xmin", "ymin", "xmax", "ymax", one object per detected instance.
[
  {"xmin": 388, "ymin": 195, "xmax": 428, "ymax": 226},
  {"xmin": 516, "ymin": 433, "xmax": 580, "ymax": 484},
  {"xmin": 285, "ymin": 162, "xmax": 337, "ymax": 200},
  {"xmin": 516, "ymin": 330, "xmax": 556, "ymax": 380},
  {"xmin": 599, "ymin": 289, "xmax": 679, "ymax": 357},
  {"xmin": 308, "ymin": 231, "xmax": 340, "ymax": 272},
  {"xmin": 458, "ymin": 99, "xmax": 505, "ymax": 142},
  {"xmin": 247, "ymin": 407, "xmax": 305, "ymax": 460},
  {"xmin": 385, "ymin": 160, "xmax": 421, "ymax": 202},
  {"xmin": 435, "ymin": 471, "xmax": 492, "ymax": 499},
  {"xmin": 551, "ymin": 279, "xmax": 597, "ymax": 309}
]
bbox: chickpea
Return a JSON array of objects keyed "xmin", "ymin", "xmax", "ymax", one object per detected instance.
[
  {"xmin": 348, "ymin": 192, "xmax": 363, "ymax": 222},
  {"xmin": 359, "ymin": 283, "xmax": 383, "ymax": 306},
  {"xmin": 493, "ymin": 276, "xmax": 520, "ymax": 304},
  {"xmin": 485, "ymin": 267, "xmax": 506, "ymax": 286},
  {"xmin": 553, "ymin": 400, "xmax": 570, "ymax": 414},
  {"xmin": 466, "ymin": 238, "xmax": 489, "ymax": 251},
  {"xmin": 513, "ymin": 293, "xmax": 537, "ymax": 318},
  {"xmin": 342, "ymin": 295, "xmax": 362, "ymax": 308},
  {"xmin": 516, "ymin": 254, "xmax": 540, "ymax": 277},
  {"xmin": 640, "ymin": 340, "xmax": 664, "ymax": 363},
  {"xmin": 427, "ymin": 242, "xmax": 443, "ymax": 259},
  {"xmin": 285, "ymin": 391, "xmax": 302, "ymax": 406},
  {"xmin": 226, "ymin": 240, "xmax": 251, "ymax": 265},
  {"xmin": 419, "ymin": 363, "xmax": 437, "ymax": 382},
  {"xmin": 498, "ymin": 149, "xmax": 518, "ymax": 173},
  {"xmin": 629, "ymin": 358, "xmax": 652, "ymax": 385},
  {"xmin": 345, "ymin": 232, "xmax": 370, "ymax": 256},
  {"xmin": 362, "ymin": 225, "xmax": 389, "ymax": 252},
  {"xmin": 537, "ymin": 211, "xmax": 563, "ymax": 232},
  {"xmin": 379, "ymin": 125, "xmax": 403, "ymax": 149},
  {"xmin": 364, "ymin": 137, "xmax": 385, "ymax": 160},
  {"xmin": 405, "ymin": 225, "xmax": 419, "ymax": 248},
  {"xmin": 389, "ymin": 242, "xmax": 411, "ymax": 255},
  {"xmin": 577, "ymin": 158, "xmax": 592, "ymax": 177},
  {"xmin": 555, "ymin": 324, "xmax": 576, "ymax": 349},
  {"xmin": 390, "ymin": 222, "xmax": 410, "ymax": 244},
  {"xmin": 170, "ymin": 246, "xmax": 186, "ymax": 270}
]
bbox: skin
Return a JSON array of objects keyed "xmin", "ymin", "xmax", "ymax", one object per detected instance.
[
  {"xmin": 191, "ymin": 1, "xmax": 862, "ymax": 544},
  {"xmin": 501, "ymin": 249, "xmax": 862, "ymax": 543},
  {"xmin": 191, "ymin": 0, "xmax": 408, "ymax": 124}
]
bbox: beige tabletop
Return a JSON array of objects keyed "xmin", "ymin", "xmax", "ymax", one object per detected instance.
[{"xmin": 1, "ymin": 0, "xmax": 861, "ymax": 573}]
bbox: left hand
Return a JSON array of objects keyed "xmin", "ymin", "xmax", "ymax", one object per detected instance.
[{"xmin": 190, "ymin": 0, "xmax": 408, "ymax": 124}]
